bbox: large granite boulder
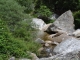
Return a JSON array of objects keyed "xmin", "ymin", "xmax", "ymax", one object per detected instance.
[{"xmin": 46, "ymin": 10, "xmax": 75, "ymax": 34}]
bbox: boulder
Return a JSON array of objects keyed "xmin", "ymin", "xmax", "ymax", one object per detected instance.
[
  {"xmin": 32, "ymin": 18, "xmax": 46, "ymax": 30},
  {"xmin": 46, "ymin": 10, "xmax": 75, "ymax": 34},
  {"xmin": 72, "ymin": 29, "xmax": 80, "ymax": 38},
  {"xmin": 53, "ymin": 37, "xmax": 80, "ymax": 54}
]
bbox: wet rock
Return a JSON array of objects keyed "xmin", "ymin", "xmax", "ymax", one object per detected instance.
[{"xmin": 46, "ymin": 10, "xmax": 75, "ymax": 34}]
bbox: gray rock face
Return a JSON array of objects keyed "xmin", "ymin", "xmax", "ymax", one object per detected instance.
[
  {"xmin": 47, "ymin": 10, "xmax": 75, "ymax": 34},
  {"xmin": 53, "ymin": 37, "xmax": 80, "ymax": 54}
]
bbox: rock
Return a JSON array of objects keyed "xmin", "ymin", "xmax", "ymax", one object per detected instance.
[
  {"xmin": 46, "ymin": 10, "xmax": 75, "ymax": 34},
  {"xmin": 53, "ymin": 37, "xmax": 80, "ymax": 54},
  {"xmin": 32, "ymin": 18, "xmax": 46, "ymax": 30},
  {"xmin": 48, "ymin": 33, "xmax": 72, "ymax": 43},
  {"xmin": 8, "ymin": 57, "xmax": 15, "ymax": 60},
  {"xmin": 42, "ymin": 23, "xmax": 52, "ymax": 31},
  {"xmin": 50, "ymin": 14, "xmax": 59, "ymax": 20},
  {"xmin": 37, "ymin": 30, "xmax": 50, "ymax": 41},
  {"xmin": 72, "ymin": 29, "xmax": 80, "ymax": 38},
  {"xmin": 19, "ymin": 58, "xmax": 31, "ymax": 60},
  {"xmin": 30, "ymin": 53, "xmax": 39, "ymax": 60},
  {"xmin": 35, "ymin": 38, "xmax": 45, "ymax": 44},
  {"xmin": 38, "ymin": 41, "xmax": 57, "ymax": 57},
  {"xmin": 34, "ymin": 38, "xmax": 80, "ymax": 60}
]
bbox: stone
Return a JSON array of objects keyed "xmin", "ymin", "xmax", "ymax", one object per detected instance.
[
  {"xmin": 42, "ymin": 23, "xmax": 52, "ymax": 31},
  {"xmin": 38, "ymin": 40, "xmax": 57, "ymax": 57},
  {"xmin": 46, "ymin": 10, "xmax": 75, "ymax": 34},
  {"xmin": 50, "ymin": 14, "xmax": 59, "ymax": 20},
  {"xmin": 19, "ymin": 58, "xmax": 31, "ymax": 60},
  {"xmin": 8, "ymin": 57, "xmax": 15, "ymax": 60},
  {"xmin": 48, "ymin": 33, "xmax": 72, "ymax": 43},
  {"xmin": 72, "ymin": 29, "xmax": 80, "ymax": 38},
  {"xmin": 32, "ymin": 18, "xmax": 46, "ymax": 30},
  {"xmin": 35, "ymin": 38, "xmax": 44, "ymax": 44},
  {"xmin": 53, "ymin": 37, "xmax": 80, "ymax": 54},
  {"xmin": 37, "ymin": 30, "xmax": 50, "ymax": 41}
]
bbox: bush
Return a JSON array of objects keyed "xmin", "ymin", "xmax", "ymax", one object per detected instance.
[
  {"xmin": 34, "ymin": 5, "xmax": 52, "ymax": 23},
  {"xmin": 0, "ymin": 19, "xmax": 41, "ymax": 59},
  {"xmin": 0, "ymin": 0, "xmax": 25, "ymax": 28},
  {"xmin": 0, "ymin": 19, "xmax": 28, "ymax": 59},
  {"xmin": 73, "ymin": 10, "xmax": 80, "ymax": 29},
  {"xmin": 15, "ymin": 0, "xmax": 37, "ymax": 13},
  {"xmin": 35, "ymin": 5, "xmax": 52, "ymax": 17}
]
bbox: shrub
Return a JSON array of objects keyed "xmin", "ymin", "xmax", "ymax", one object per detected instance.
[
  {"xmin": 35, "ymin": 5, "xmax": 52, "ymax": 17},
  {"xmin": 0, "ymin": 0, "xmax": 25, "ymax": 28},
  {"xmin": 0, "ymin": 19, "xmax": 41, "ymax": 59},
  {"xmin": 73, "ymin": 10, "xmax": 80, "ymax": 29},
  {"xmin": 34, "ymin": 5, "xmax": 52, "ymax": 23},
  {"xmin": 15, "ymin": 0, "xmax": 37, "ymax": 13}
]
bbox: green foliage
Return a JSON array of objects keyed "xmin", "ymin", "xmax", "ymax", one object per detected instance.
[
  {"xmin": 13, "ymin": 15, "xmax": 36, "ymax": 40},
  {"xmin": 0, "ymin": 19, "xmax": 28, "ymax": 59},
  {"xmin": 35, "ymin": 5, "xmax": 52, "ymax": 17},
  {"xmin": 15, "ymin": 0, "xmax": 37, "ymax": 13},
  {"xmin": 0, "ymin": 19, "xmax": 41, "ymax": 59},
  {"xmin": 73, "ymin": 10, "xmax": 80, "ymax": 29},
  {"xmin": 36, "ymin": 0, "xmax": 80, "ymax": 15},
  {"xmin": 0, "ymin": 0, "xmax": 25, "ymax": 26},
  {"xmin": 34, "ymin": 5, "xmax": 52, "ymax": 23}
]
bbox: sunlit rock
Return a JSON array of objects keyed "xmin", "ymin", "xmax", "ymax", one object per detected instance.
[
  {"xmin": 46, "ymin": 10, "xmax": 75, "ymax": 34},
  {"xmin": 32, "ymin": 18, "xmax": 46, "ymax": 30},
  {"xmin": 72, "ymin": 29, "xmax": 80, "ymax": 38},
  {"xmin": 53, "ymin": 37, "xmax": 80, "ymax": 55}
]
